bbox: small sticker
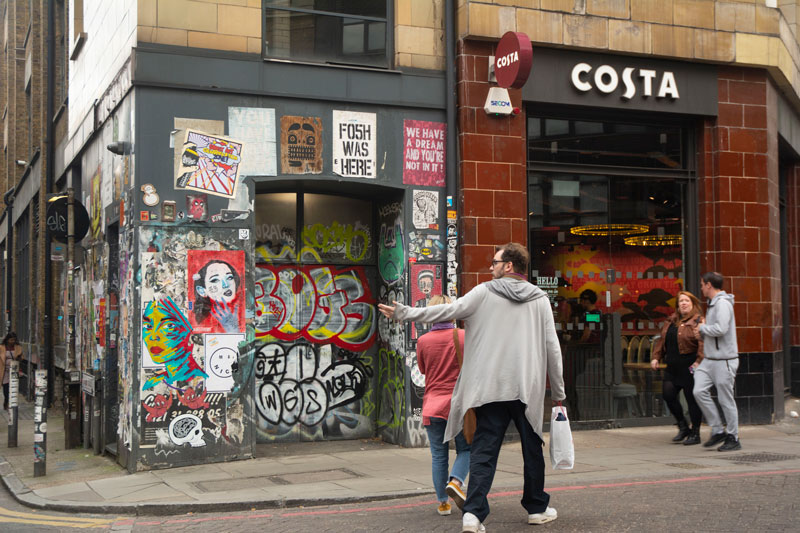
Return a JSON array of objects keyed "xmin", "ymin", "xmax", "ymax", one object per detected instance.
[
  {"xmin": 141, "ymin": 184, "xmax": 160, "ymax": 206},
  {"xmin": 40, "ymin": 422, "xmax": 47, "ymax": 433},
  {"xmin": 149, "ymin": 212, "xmax": 158, "ymax": 220},
  {"xmin": 34, "ymin": 433, "xmax": 43, "ymax": 442},
  {"xmin": 140, "ymin": 211, "xmax": 149, "ymax": 221},
  {"xmin": 239, "ymin": 229, "xmax": 250, "ymax": 240}
]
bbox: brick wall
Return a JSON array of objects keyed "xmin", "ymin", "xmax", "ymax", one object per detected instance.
[
  {"xmin": 789, "ymin": 165, "xmax": 800, "ymax": 395},
  {"xmin": 456, "ymin": 39, "xmax": 527, "ymax": 294}
]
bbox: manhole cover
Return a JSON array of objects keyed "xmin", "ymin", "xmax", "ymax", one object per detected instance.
[
  {"xmin": 720, "ymin": 452, "xmax": 799, "ymax": 464},
  {"xmin": 666, "ymin": 462, "xmax": 708, "ymax": 470}
]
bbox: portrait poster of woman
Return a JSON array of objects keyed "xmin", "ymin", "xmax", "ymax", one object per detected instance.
[{"xmin": 187, "ymin": 250, "xmax": 245, "ymax": 334}]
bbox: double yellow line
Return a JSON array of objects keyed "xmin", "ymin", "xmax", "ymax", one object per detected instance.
[{"xmin": 0, "ymin": 506, "xmax": 118, "ymax": 528}]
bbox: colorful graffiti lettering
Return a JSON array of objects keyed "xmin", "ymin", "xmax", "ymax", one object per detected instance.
[
  {"xmin": 302, "ymin": 221, "xmax": 371, "ymax": 262},
  {"xmin": 142, "ymin": 296, "xmax": 207, "ymax": 390},
  {"xmin": 376, "ymin": 347, "xmax": 405, "ymax": 431},
  {"xmin": 255, "ymin": 265, "xmax": 376, "ymax": 351},
  {"xmin": 254, "ymin": 343, "xmax": 372, "ymax": 428}
]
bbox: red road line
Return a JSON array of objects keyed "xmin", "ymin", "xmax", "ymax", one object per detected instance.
[{"xmin": 118, "ymin": 468, "xmax": 800, "ymax": 526}]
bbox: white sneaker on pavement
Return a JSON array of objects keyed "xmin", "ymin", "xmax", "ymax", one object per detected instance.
[
  {"xmin": 462, "ymin": 511, "xmax": 486, "ymax": 532},
  {"xmin": 528, "ymin": 506, "xmax": 557, "ymax": 525}
]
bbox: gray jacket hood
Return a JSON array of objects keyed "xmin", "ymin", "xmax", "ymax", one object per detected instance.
[
  {"xmin": 709, "ymin": 291, "xmax": 735, "ymax": 307},
  {"xmin": 486, "ymin": 277, "xmax": 547, "ymax": 303}
]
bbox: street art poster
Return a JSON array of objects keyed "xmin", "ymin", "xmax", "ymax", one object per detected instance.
[
  {"xmin": 409, "ymin": 263, "xmax": 443, "ymax": 340},
  {"xmin": 333, "ymin": 110, "xmax": 375, "ymax": 179},
  {"xmin": 90, "ymin": 166, "xmax": 102, "ymax": 240},
  {"xmin": 228, "ymin": 107, "xmax": 277, "ymax": 176},
  {"xmin": 378, "ymin": 202, "xmax": 404, "ymax": 285},
  {"xmin": 412, "ymin": 190, "xmax": 439, "ymax": 230},
  {"xmin": 140, "ymin": 386, "xmax": 226, "ymax": 448},
  {"xmin": 176, "ymin": 130, "xmax": 244, "ymax": 199},
  {"xmin": 204, "ymin": 333, "xmax": 244, "ymax": 393},
  {"xmin": 407, "ymin": 232, "xmax": 444, "ymax": 262},
  {"xmin": 187, "ymin": 250, "xmax": 246, "ymax": 334},
  {"xmin": 280, "ymin": 116, "xmax": 323, "ymax": 174},
  {"xmin": 173, "ymin": 118, "xmax": 224, "ymax": 181},
  {"xmin": 186, "ymin": 193, "xmax": 208, "ymax": 222},
  {"xmin": 141, "ymin": 296, "xmax": 206, "ymax": 389},
  {"xmin": 403, "ymin": 119, "xmax": 446, "ymax": 186}
]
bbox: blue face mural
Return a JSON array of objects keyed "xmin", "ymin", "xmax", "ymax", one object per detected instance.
[{"xmin": 142, "ymin": 296, "xmax": 206, "ymax": 390}]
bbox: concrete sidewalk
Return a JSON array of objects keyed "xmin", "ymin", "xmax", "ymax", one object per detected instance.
[{"xmin": 1, "ymin": 398, "xmax": 799, "ymax": 516}]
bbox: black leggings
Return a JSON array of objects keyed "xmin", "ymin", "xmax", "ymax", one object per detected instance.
[{"xmin": 662, "ymin": 373, "xmax": 702, "ymax": 428}]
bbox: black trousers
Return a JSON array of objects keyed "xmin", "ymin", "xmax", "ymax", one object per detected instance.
[
  {"xmin": 463, "ymin": 400, "xmax": 549, "ymax": 522},
  {"xmin": 662, "ymin": 369, "xmax": 702, "ymax": 428},
  {"xmin": 2, "ymin": 382, "xmax": 8, "ymax": 408}
]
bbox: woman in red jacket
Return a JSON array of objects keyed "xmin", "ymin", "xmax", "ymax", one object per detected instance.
[
  {"xmin": 650, "ymin": 291, "xmax": 705, "ymax": 445},
  {"xmin": 416, "ymin": 295, "xmax": 471, "ymax": 516}
]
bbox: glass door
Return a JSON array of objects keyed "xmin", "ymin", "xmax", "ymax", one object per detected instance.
[{"xmin": 530, "ymin": 174, "xmax": 687, "ymax": 423}]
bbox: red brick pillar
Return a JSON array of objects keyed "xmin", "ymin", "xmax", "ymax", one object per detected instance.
[
  {"xmin": 456, "ymin": 40, "xmax": 527, "ymax": 293},
  {"xmin": 698, "ymin": 68, "xmax": 782, "ymax": 420}
]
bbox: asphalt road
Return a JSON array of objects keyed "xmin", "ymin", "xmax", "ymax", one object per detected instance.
[{"xmin": 1, "ymin": 468, "xmax": 798, "ymax": 532}]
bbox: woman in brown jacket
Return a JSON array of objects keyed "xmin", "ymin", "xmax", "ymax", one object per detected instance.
[{"xmin": 650, "ymin": 291, "xmax": 704, "ymax": 445}]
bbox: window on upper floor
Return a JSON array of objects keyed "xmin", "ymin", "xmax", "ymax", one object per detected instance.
[
  {"xmin": 263, "ymin": 1, "xmax": 390, "ymax": 68},
  {"xmin": 69, "ymin": 0, "xmax": 86, "ymax": 60}
]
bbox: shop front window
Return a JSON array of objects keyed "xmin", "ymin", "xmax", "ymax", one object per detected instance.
[{"xmin": 529, "ymin": 114, "xmax": 693, "ymax": 424}]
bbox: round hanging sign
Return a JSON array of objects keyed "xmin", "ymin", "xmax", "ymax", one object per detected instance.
[{"xmin": 494, "ymin": 32, "xmax": 533, "ymax": 89}]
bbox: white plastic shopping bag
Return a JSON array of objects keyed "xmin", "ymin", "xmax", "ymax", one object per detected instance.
[{"xmin": 549, "ymin": 404, "xmax": 574, "ymax": 470}]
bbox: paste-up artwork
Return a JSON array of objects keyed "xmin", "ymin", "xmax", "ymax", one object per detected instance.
[
  {"xmin": 412, "ymin": 190, "xmax": 439, "ymax": 230},
  {"xmin": 188, "ymin": 250, "xmax": 245, "ymax": 334},
  {"xmin": 280, "ymin": 116, "xmax": 323, "ymax": 174},
  {"xmin": 177, "ymin": 130, "xmax": 244, "ymax": 199},
  {"xmin": 90, "ymin": 167, "xmax": 103, "ymax": 240},
  {"xmin": 141, "ymin": 387, "xmax": 225, "ymax": 448},
  {"xmin": 204, "ymin": 333, "xmax": 244, "ymax": 393},
  {"xmin": 333, "ymin": 110, "xmax": 375, "ymax": 178},
  {"xmin": 378, "ymin": 202, "xmax": 404, "ymax": 285},
  {"xmin": 173, "ymin": 118, "xmax": 225, "ymax": 180},
  {"xmin": 403, "ymin": 119, "xmax": 446, "ymax": 186},
  {"xmin": 410, "ymin": 263, "xmax": 443, "ymax": 340},
  {"xmin": 141, "ymin": 296, "xmax": 207, "ymax": 390},
  {"xmin": 186, "ymin": 193, "xmax": 208, "ymax": 222},
  {"xmin": 446, "ymin": 210, "xmax": 458, "ymax": 298},
  {"xmin": 408, "ymin": 232, "xmax": 444, "ymax": 262},
  {"xmin": 229, "ymin": 107, "xmax": 277, "ymax": 176}
]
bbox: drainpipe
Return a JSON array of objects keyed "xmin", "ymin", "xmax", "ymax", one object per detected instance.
[
  {"xmin": 4, "ymin": 187, "xmax": 14, "ymax": 335},
  {"xmin": 445, "ymin": 0, "xmax": 457, "ymax": 296}
]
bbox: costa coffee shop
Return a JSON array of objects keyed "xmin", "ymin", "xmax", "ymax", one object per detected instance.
[{"xmin": 457, "ymin": 32, "xmax": 799, "ymax": 428}]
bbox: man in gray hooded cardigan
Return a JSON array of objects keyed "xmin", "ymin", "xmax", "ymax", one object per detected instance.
[{"xmin": 379, "ymin": 243, "xmax": 566, "ymax": 532}]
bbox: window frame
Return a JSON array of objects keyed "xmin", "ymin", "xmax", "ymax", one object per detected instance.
[{"xmin": 261, "ymin": 1, "xmax": 393, "ymax": 69}]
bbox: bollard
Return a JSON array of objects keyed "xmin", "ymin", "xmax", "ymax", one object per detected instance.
[
  {"xmin": 7, "ymin": 360, "xmax": 19, "ymax": 447},
  {"xmin": 83, "ymin": 391, "xmax": 91, "ymax": 449},
  {"xmin": 33, "ymin": 370, "xmax": 47, "ymax": 477},
  {"xmin": 92, "ymin": 372, "xmax": 101, "ymax": 455}
]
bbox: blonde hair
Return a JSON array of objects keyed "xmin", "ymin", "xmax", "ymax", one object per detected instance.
[{"xmin": 427, "ymin": 295, "xmax": 451, "ymax": 307}]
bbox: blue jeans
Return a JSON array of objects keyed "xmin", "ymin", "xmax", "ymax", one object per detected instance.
[{"xmin": 425, "ymin": 417, "xmax": 471, "ymax": 502}]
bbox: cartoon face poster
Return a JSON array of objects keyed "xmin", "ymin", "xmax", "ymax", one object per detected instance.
[
  {"xmin": 177, "ymin": 130, "xmax": 244, "ymax": 199},
  {"xmin": 186, "ymin": 193, "xmax": 208, "ymax": 221},
  {"xmin": 409, "ymin": 262, "xmax": 443, "ymax": 340},
  {"xmin": 280, "ymin": 116, "xmax": 323, "ymax": 174},
  {"xmin": 187, "ymin": 250, "xmax": 245, "ymax": 334}
]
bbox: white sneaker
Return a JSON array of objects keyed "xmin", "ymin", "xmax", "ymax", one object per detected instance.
[
  {"xmin": 528, "ymin": 506, "xmax": 557, "ymax": 525},
  {"xmin": 462, "ymin": 511, "xmax": 486, "ymax": 532}
]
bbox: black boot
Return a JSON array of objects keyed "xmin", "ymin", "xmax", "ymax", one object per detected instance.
[
  {"xmin": 683, "ymin": 426, "xmax": 701, "ymax": 445},
  {"xmin": 672, "ymin": 420, "xmax": 690, "ymax": 442}
]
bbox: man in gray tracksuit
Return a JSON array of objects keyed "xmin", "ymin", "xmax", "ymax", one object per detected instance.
[{"xmin": 693, "ymin": 271, "xmax": 741, "ymax": 451}]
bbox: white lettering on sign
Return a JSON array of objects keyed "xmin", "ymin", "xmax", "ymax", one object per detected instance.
[
  {"xmin": 496, "ymin": 51, "xmax": 519, "ymax": 68},
  {"xmin": 570, "ymin": 63, "xmax": 679, "ymax": 100}
]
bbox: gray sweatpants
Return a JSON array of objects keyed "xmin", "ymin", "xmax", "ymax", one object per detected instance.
[{"xmin": 692, "ymin": 358, "xmax": 739, "ymax": 438}]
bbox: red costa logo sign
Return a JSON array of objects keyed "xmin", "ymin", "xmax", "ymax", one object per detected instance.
[{"xmin": 494, "ymin": 32, "xmax": 533, "ymax": 89}]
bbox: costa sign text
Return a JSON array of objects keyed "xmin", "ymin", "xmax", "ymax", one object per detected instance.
[
  {"xmin": 494, "ymin": 32, "xmax": 533, "ymax": 89},
  {"xmin": 570, "ymin": 63, "xmax": 679, "ymax": 100}
]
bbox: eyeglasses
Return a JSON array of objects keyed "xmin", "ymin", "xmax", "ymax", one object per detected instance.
[{"xmin": 491, "ymin": 260, "xmax": 508, "ymax": 266}]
